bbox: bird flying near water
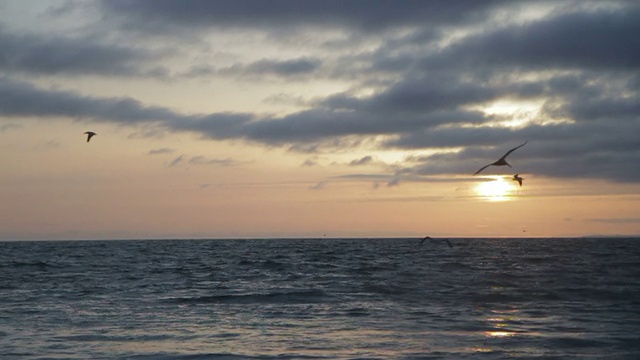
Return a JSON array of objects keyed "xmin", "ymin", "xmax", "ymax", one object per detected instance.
[
  {"xmin": 84, "ymin": 131, "xmax": 97, "ymax": 142},
  {"xmin": 512, "ymin": 174, "xmax": 523, "ymax": 187},
  {"xmin": 419, "ymin": 236, "xmax": 431, "ymax": 245},
  {"xmin": 419, "ymin": 236, "xmax": 453, "ymax": 248},
  {"xmin": 473, "ymin": 141, "xmax": 527, "ymax": 175}
]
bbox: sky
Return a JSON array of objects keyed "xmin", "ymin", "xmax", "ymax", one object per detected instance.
[{"xmin": 1, "ymin": 0, "xmax": 639, "ymax": 240}]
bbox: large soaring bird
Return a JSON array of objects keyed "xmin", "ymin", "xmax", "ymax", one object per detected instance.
[{"xmin": 473, "ymin": 141, "xmax": 527, "ymax": 175}]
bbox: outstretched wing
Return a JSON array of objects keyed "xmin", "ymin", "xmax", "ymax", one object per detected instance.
[
  {"xmin": 473, "ymin": 163, "xmax": 492, "ymax": 175},
  {"xmin": 498, "ymin": 141, "xmax": 528, "ymax": 161}
]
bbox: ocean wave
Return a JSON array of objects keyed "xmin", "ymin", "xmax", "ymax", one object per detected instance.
[
  {"xmin": 127, "ymin": 353, "xmax": 328, "ymax": 360},
  {"xmin": 164, "ymin": 289, "xmax": 329, "ymax": 305},
  {"xmin": 4, "ymin": 238, "xmax": 640, "ymax": 359},
  {"xmin": 4, "ymin": 260, "xmax": 60, "ymax": 269}
]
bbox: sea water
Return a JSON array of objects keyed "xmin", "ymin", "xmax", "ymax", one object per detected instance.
[{"xmin": 1, "ymin": 238, "xmax": 639, "ymax": 359}]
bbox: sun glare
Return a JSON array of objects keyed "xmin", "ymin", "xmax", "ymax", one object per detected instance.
[{"xmin": 475, "ymin": 177, "xmax": 514, "ymax": 201}]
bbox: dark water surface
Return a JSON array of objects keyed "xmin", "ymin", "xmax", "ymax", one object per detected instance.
[{"xmin": 1, "ymin": 238, "xmax": 639, "ymax": 359}]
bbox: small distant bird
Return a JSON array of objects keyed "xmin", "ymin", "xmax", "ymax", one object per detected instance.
[
  {"xmin": 473, "ymin": 141, "xmax": 528, "ymax": 175},
  {"xmin": 84, "ymin": 131, "xmax": 97, "ymax": 142},
  {"xmin": 512, "ymin": 174, "xmax": 523, "ymax": 187},
  {"xmin": 419, "ymin": 236, "xmax": 453, "ymax": 248},
  {"xmin": 419, "ymin": 236, "xmax": 431, "ymax": 245}
]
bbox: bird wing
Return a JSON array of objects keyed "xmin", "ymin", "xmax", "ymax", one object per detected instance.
[
  {"xmin": 445, "ymin": 239, "xmax": 453, "ymax": 248},
  {"xmin": 498, "ymin": 141, "xmax": 528, "ymax": 161},
  {"xmin": 473, "ymin": 163, "xmax": 492, "ymax": 175}
]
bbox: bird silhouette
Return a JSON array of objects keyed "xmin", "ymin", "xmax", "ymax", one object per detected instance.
[
  {"xmin": 419, "ymin": 236, "xmax": 453, "ymax": 248},
  {"xmin": 512, "ymin": 174, "xmax": 523, "ymax": 187},
  {"xmin": 473, "ymin": 141, "xmax": 527, "ymax": 175},
  {"xmin": 84, "ymin": 131, "xmax": 97, "ymax": 142}
]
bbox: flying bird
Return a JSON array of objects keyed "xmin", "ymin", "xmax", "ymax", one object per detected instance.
[
  {"xmin": 419, "ymin": 236, "xmax": 453, "ymax": 248},
  {"xmin": 84, "ymin": 131, "xmax": 97, "ymax": 142},
  {"xmin": 512, "ymin": 174, "xmax": 523, "ymax": 187},
  {"xmin": 419, "ymin": 236, "xmax": 431, "ymax": 245},
  {"xmin": 473, "ymin": 141, "xmax": 527, "ymax": 175}
]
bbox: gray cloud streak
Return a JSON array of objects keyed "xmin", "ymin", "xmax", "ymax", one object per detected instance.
[
  {"xmin": 422, "ymin": 7, "xmax": 640, "ymax": 72},
  {"xmin": 148, "ymin": 148, "xmax": 175, "ymax": 155},
  {"xmin": 100, "ymin": 0, "xmax": 510, "ymax": 32},
  {"xmin": 219, "ymin": 58, "xmax": 322, "ymax": 78},
  {"xmin": 0, "ymin": 78, "xmax": 181, "ymax": 122},
  {"xmin": 0, "ymin": 26, "xmax": 169, "ymax": 77}
]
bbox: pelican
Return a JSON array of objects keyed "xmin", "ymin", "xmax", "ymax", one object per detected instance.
[
  {"xmin": 84, "ymin": 131, "xmax": 97, "ymax": 142},
  {"xmin": 419, "ymin": 236, "xmax": 453, "ymax": 248},
  {"xmin": 473, "ymin": 141, "xmax": 527, "ymax": 175},
  {"xmin": 512, "ymin": 174, "xmax": 523, "ymax": 187}
]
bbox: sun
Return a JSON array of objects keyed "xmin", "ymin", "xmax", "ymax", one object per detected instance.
[{"xmin": 475, "ymin": 177, "xmax": 515, "ymax": 201}]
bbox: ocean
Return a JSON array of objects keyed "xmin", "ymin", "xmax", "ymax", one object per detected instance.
[{"xmin": 1, "ymin": 238, "xmax": 639, "ymax": 359}]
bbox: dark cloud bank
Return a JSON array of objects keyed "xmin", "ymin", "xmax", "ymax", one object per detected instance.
[{"xmin": 1, "ymin": 1, "xmax": 639, "ymax": 183}]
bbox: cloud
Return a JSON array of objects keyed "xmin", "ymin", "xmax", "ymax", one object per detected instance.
[
  {"xmin": 302, "ymin": 157, "xmax": 318, "ymax": 167},
  {"xmin": 422, "ymin": 7, "xmax": 640, "ymax": 72},
  {"xmin": 182, "ymin": 58, "xmax": 323, "ymax": 80},
  {"xmin": 188, "ymin": 156, "xmax": 240, "ymax": 166},
  {"xmin": 387, "ymin": 177, "xmax": 401, "ymax": 187},
  {"xmin": 1, "ymin": 1, "xmax": 640, "ymax": 185},
  {"xmin": 163, "ymin": 153, "xmax": 244, "ymax": 167},
  {"xmin": 38, "ymin": 139, "xmax": 62, "ymax": 149},
  {"xmin": 100, "ymin": 0, "xmax": 509, "ymax": 33},
  {"xmin": 0, "ymin": 26, "xmax": 169, "ymax": 77},
  {"xmin": 219, "ymin": 58, "xmax": 321, "ymax": 78},
  {"xmin": 169, "ymin": 154, "xmax": 185, "ymax": 167},
  {"xmin": 587, "ymin": 218, "xmax": 640, "ymax": 224},
  {"xmin": 0, "ymin": 123, "xmax": 22, "ymax": 132},
  {"xmin": 148, "ymin": 148, "xmax": 175, "ymax": 155},
  {"xmin": 3, "ymin": 65, "xmax": 640, "ymax": 182},
  {"xmin": 322, "ymin": 75, "xmax": 504, "ymax": 115},
  {"xmin": 0, "ymin": 77, "xmax": 183, "ymax": 123},
  {"xmin": 349, "ymin": 156, "xmax": 374, "ymax": 166},
  {"xmin": 309, "ymin": 181, "xmax": 327, "ymax": 190},
  {"xmin": 335, "ymin": 173, "xmax": 466, "ymax": 185}
]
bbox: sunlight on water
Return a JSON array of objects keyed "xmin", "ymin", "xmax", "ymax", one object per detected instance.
[
  {"xmin": 472, "ymin": 347, "xmax": 494, "ymax": 353},
  {"xmin": 485, "ymin": 330, "xmax": 517, "ymax": 338}
]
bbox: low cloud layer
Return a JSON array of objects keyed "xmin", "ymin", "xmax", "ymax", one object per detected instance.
[{"xmin": 1, "ymin": 1, "xmax": 639, "ymax": 183}]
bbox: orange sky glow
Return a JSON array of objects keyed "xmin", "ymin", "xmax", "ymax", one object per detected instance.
[{"xmin": 1, "ymin": 1, "xmax": 639, "ymax": 240}]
